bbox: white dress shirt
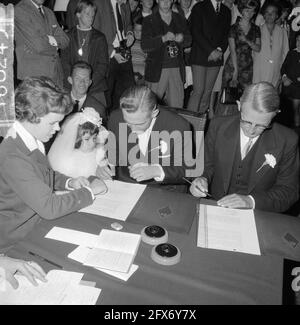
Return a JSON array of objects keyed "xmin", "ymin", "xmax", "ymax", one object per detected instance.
[
  {"xmin": 71, "ymin": 92, "xmax": 87, "ymax": 110},
  {"xmin": 133, "ymin": 117, "xmax": 165, "ymax": 181},
  {"xmin": 240, "ymin": 128, "xmax": 259, "ymax": 208}
]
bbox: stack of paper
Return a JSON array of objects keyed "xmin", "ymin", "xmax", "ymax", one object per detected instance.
[
  {"xmin": 79, "ymin": 180, "xmax": 146, "ymax": 221},
  {"xmin": 83, "ymin": 229, "xmax": 141, "ymax": 273},
  {"xmin": 197, "ymin": 204, "xmax": 261, "ymax": 255},
  {"xmin": 46, "ymin": 227, "xmax": 140, "ymax": 281},
  {"xmin": 0, "ymin": 270, "xmax": 101, "ymax": 305}
]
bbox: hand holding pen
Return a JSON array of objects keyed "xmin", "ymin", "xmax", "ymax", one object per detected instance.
[{"xmin": 186, "ymin": 176, "xmax": 210, "ymax": 198}]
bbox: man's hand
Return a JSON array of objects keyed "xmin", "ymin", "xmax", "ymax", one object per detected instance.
[
  {"xmin": 283, "ymin": 75, "xmax": 292, "ymax": 87},
  {"xmin": 114, "ymin": 52, "xmax": 128, "ymax": 63},
  {"xmin": 47, "ymin": 35, "xmax": 58, "ymax": 47},
  {"xmin": 0, "ymin": 256, "xmax": 47, "ymax": 289},
  {"xmin": 126, "ymin": 33, "xmax": 135, "ymax": 47},
  {"xmin": 69, "ymin": 176, "xmax": 90, "ymax": 189},
  {"xmin": 190, "ymin": 177, "xmax": 208, "ymax": 197},
  {"xmin": 96, "ymin": 165, "xmax": 115, "ymax": 180},
  {"xmin": 162, "ymin": 31, "xmax": 176, "ymax": 43},
  {"xmin": 175, "ymin": 33, "xmax": 184, "ymax": 43},
  {"xmin": 217, "ymin": 194, "xmax": 254, "ymax": 209},
  {"xmin": 129, "ymin": 163, "xmax": 161, "ymax": 182},
  {"xmin": 89, "ymin": 178, "xmax": 108, "ymax": 195},
  {"xmin": 208, "ymin": 49, "xmax": 222, "ymax": 62}
]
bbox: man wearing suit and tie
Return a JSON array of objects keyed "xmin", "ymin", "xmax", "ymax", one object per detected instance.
[
  {"xmin": 187, "ymin": 0, "xmax": 231, "ymax": 114},
  {"xmin": 102, "ymin": 85, "xmax": 194, "ymax": 189},
  {"xmin": 14, "ymin": 0, "xmax": 69, "ymax": 88},
  {"xmin": 190, "ymin": 82, "xmax": 299, "ymax": 213}
]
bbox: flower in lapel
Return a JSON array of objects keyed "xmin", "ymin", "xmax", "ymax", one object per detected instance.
[
  {"xmin": 256, "ymin": 154, "xmax": 277, "ymax": 173},
  {"xmin": 149, "ymin": 140, "xmax": 170, "ymax": 158}
]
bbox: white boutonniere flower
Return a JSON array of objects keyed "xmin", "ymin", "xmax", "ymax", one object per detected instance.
[
  {"xmin": 256, "ymin": 154, "xmax": 277, "ymax": 173},
  {"xmin": 149, "ymin": 140, "xmax": 171, "ymax": 158}
]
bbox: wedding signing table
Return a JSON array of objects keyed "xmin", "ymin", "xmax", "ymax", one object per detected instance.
[{"xmin": 7, "ymin": 187, "xmax": 300, "ymax": 305}]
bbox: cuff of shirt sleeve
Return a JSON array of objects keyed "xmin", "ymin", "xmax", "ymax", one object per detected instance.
[
  {"xmin": 110, "ymin": 49, "xmax": 116, "ymax": 59},
  {"xmin": 154, "ymin": 164, "xmax": 165, "ymax": 182},
  {"xmin": 83, "ymin": 186, "xmax": 95, "ymax": 200},
  {"xmin": 248, "ymin": 195, "xmax": 255, "ymax": 209},
  {"xmin": 65, "ymin": 178, "xmax": 74, "ymax": 190}
]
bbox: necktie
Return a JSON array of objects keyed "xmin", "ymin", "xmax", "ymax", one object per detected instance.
[
  {"xmin": 116, "ymin": 3, "xmax": 124, "ymax": 35},
  {"xmin": 73, "ymin": 100, "xmax": 79, "ymax": 113},
  {"xmin": 216, "ymin": 2, "xmax": 220, "ymax": 14},
  {"xmin": 242, "ymin": 138, "xmax": 253, "ymax": 160},
  {"xmin": 38, "ymin": 6, "xmax": 45, "ymax": 19}
]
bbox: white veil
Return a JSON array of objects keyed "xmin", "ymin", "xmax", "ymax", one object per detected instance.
[{"xmin": 48, "ymin": 108, "xmax": 107, "ymax": 178}]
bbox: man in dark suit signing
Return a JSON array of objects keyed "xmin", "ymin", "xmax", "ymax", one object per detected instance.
[
  {"xmin": 101, "ymin": 85, "xmax": 194, "ymax": 188},
  {"xmin": 190, "ymin": 82, "xmax": 299, "ymax": 213}
]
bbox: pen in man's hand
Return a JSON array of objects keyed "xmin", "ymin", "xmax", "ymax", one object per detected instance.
[
  {"xmin": 28, "ymin": 251, "xmax": 63, "ymax": 269},
  {"xmin": 182, "ymin": 177, "xmax": 212, "ymax": 197}
]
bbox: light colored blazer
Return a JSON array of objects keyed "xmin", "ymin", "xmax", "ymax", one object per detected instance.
[
  {"xmin": 14, "ymin": 0, "xmax": 69, "ymax": 87},
  {"xmin": 0, "ymin": 134, "xmax": 93, "ymax": 250}
]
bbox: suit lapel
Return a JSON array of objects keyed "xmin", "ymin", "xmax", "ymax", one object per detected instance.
[
  {"xmin": 221, "ymin": 116, "xmax": 240, "ymax": 193},
  {"xmin": 247, "ymin": 128, "xmax": 279, "ymax": 193}
]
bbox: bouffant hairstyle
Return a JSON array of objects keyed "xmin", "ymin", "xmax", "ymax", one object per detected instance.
[
  {"xmin": 15, "ymin": 77, "xmax": 72, "ymax": 123},
  {"xmin": 75, "ymin": 0, "xmax": 97, "ymax": 14},
  {"xmin": 74, "ymin": 121, "xmax": 99, "ymax": 149}
]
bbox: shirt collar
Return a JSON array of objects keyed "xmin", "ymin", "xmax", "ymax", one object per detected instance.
[
  {"xmin": 210, "ymin": 0, "xmax": 220, "ymax": 11},
  {"xmin": 31, "ymin": 0, "xmax": 42, "ymax": 10},
  {"xmin": 9, "ymin": 120, "xmax": 45, "ymax": 154},
  {"xmin": 71, "ymin": 92, "xmax": 87, "ymax": 108}
]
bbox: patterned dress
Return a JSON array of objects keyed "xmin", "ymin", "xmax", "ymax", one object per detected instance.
[{"xmin": 222, "ymin": 18, "xmax": 261, "ymax": 89}]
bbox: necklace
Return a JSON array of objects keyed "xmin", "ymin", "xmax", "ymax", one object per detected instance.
[{"xmin": 78, "ymin": 38, "xmax": 85, "ymax": 56}]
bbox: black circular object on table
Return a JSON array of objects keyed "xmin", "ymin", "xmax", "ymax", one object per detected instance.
[
  {"xmin": 151, "ymin": 243, "xmax": 181, "ymax": 266},
  {"xmin": 141, "ymin": 225, "xmax": 168, "ymax": 245},
  {"xmin": 155, "ymin": 243, "xmax": 178, "ymax": 257},
  {"xmin": 144, "ymin": 225, "xmax": 166, "ymax": 238}
]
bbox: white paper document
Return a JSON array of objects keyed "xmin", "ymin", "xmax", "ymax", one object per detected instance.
[
  {"xmin": 197, "ymin": 205, "xmax": 261, "ymax": 255},
  {"xmin": 68, "ymin": 246, "xmax": 139, "ymax": 281},
  {"xmin": 45, "ymin": 226, "xmax": 100, "ymax": 247},
  {"xmin": 0, "ymin": 270, "xmax": 101, "ymax": 305},
  {"xmin": 83, "ymin": 229, "xmax": 141, "ymax": 273},
  {"xmin": 79, "ymin": 180, "xmax": 146, "ymax": 221}
]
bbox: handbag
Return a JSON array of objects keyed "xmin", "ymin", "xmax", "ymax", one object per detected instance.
[{"xmin": 220, "ymin": 85, "xmax": 242, "ymax": 105}]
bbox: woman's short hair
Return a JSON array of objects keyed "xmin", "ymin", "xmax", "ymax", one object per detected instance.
[
  {"xmin": 15, "ymin": 77, "xmax": 72, "ymax": 123},
  {"xmin": 237, "ymin": 0, "xmax": 260, "ymax": 14},
  {"xmin": 119, "ymin": 85, "xmax": 157, "ymax": 114},
  {"xmin": 75, "ymin": 0, "xmax": 97, "ymax": 14},
  {"xmin": 74, "ymin": 121, "xmax": 99, "ymax": 149},
  {"xmin": 261, "ymin": 1, "xmax": 281, "ymax": 18},
  {"xmin": 240, "ymin": 82, "xmax": 280, "ymax": 113}
]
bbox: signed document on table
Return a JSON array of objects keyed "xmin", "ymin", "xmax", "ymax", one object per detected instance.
[
  {"xmin": 80, "ymin": 180, "xmax": 146, "ymax": 221},
  {"xmin": 198, "ymin": 205, "xmax": 261, "ymax": 255}
]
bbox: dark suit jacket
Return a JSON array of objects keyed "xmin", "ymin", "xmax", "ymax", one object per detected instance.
[
  {"xmin": 61, "ymin": 27, "xmax": 109, "ymax": 95},
  {"xmin": 107, "ymin": 107, "xmax": 194, "ymax": 185},
  {"xmin": 0, "ymin": 134, "xmax": 93, "ymax": 249},
  {"xmin": 66, "ymin": 0, "xmax": 133, "ymax": 56},
  {"xmin": 14, "ymin": 0, "xmax": 69, "ymax": 86},
  {"xmin": 202, "ymin": 114, "xmax": 299, "ymax": 212},
  {"xmin": 141, "ymin": 11, "xmax": 192, "ymax": 83},
  {"xmin": 190, "ymin": 0, "xmax": 231, "ymax": 67}
]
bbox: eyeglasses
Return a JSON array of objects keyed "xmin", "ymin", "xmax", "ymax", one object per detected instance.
[{"xmin": 240, "ymin": 118, "xmax": 272, "ymax": 131}]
